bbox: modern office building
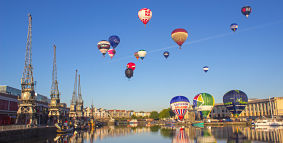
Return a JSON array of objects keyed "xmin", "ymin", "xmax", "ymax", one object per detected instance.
[
  {"xmin": 210, "ymin": 97, "xmax": 283, "ymax": 119},
  {"xmin": 0, "ymin": 85, "xmax": 51, "ymax": 125}
]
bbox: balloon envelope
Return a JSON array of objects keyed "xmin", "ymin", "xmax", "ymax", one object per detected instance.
[
  {"xmin": 134, "ymin": 52, "xmax": 139, "ymax": 60},
  {"xmin": 193, "ymin": 93, "xmax": 215, "ymax": 118},
  {"xmin": 97, "ymin": 40, "xmax": 111, "ymax": 56},
  {"xmin": 203, "ymin": 66, "xmax": 209, "ymax": 73},
  {"xmin": 108, "ymin": 35, "xmax": 120, "ymax": 49},
  {"xmin": 163, "ymin": 51, "xmax": 169, "ymax": 59},
  {"xmin": 241, "ymin": 6, "xmax": 252, "ymax": 18},
  {"xmin": 170, "ymin": 96, "xmax": 190, "ymax": 121},
  {"xmin": 171, "ymin": 28, "xmax": 188, "ymax": 49},
  {"xmin": 127, "ymin": 62, "xmax": 136, "ymax": 71},
  {"xmin": 108, "ymin": 49, "xmax": 116, "ymax": 59},
  {"xmin": 223, "ymin": 90, "xmax": 248, "ymax": 118},
  {"xmin": 230, "ymin": 23, "xmax": 238, "ymax": 32},
  {"xmin": 125, "ymin": 68, "xmax": 134, "ymax": 79},
  {"xmin": 138, "ymin": 50, "xmax": 147, "ymax": 60},
  {"xmin": 138, "ymin": 8, "xmax": 152, "ymax": 26}
]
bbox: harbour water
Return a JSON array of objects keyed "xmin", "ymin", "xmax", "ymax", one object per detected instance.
[{"xmin": 16, "ymin": 125, "xmax": 283, "ymax": 143}]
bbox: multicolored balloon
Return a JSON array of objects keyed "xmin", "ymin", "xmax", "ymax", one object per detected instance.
[
  {"xmin": 170, "ymin": 96, "xmax": 190, "ymax": 121},
  {"xmin": 97, "ymin": 40, "xmax": 111, "ymax": 56},
  {"xmin": 171, "ymin": 28, "xmax": 188, "ymax": 49},
  {"xmin": 241, "ymin": 6, "xmax": 252, "ymax": 18},
  {"xmin": 138, "ymin": 8, "xmax": 152, "ymax": 27},
  {"xmin": 203, "ymin": 66, "xmax": 209, "ymax": 73},
  {"xmin": 127, "ymin": 62, "xmax": 136, "ymax": 71},
  {"xmin": 138, "ymin": 50, "xmax": 147, "ymax": 61},
  {"xmin": 134, "ymin": 52, "xmax": 139, "ymax": 60},
  {"xmin": 230, "ymin": 23, "xmax": 238, "ymax": 32},
  {"xmin": 163, "ymin": 51, "xmax": 169, "ymax": 59},
  {"xmin": 193, "ymin": 93, "xmax": 215, "ymax": 119},
  {"xmin": 223, "ymin": 90, "xmax": 248, "ymax": 118},
  {"xmin": 108, "ymin": 35, "xmax": 120, "ymax": 49},
  {"xmin": 107, "ymin": 49, "xmax": 116, "ymax": 59},
  {"xmin": 125, "ymin": 68, "xmax": 134, "ymax": 79}
]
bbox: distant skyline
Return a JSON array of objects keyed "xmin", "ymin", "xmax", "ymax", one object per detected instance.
[{"xmin": 0, "ymin": 0, "xmax": 283, "ymax": 112}]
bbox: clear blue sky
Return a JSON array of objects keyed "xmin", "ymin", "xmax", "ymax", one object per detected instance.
[{"xmin": 0, "ymin": 0, "xmax": 283, "ymax": 112}]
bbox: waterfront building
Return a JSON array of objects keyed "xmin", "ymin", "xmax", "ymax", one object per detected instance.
[
  {"xmin": 210, "ymin": 97, "xmax": 283, "ymax": 119},
  {"xmin": 93, "ymin": 108, "xmax": 109, "ymax": 119},
  {"xmin": 134, "ymin": 111, "xmax": 150, "ymax": 118},
  {"xmin": 0, "ymin": 92, "xmax": 18, "ymax": 125},
  {"xmin": 0, "ymin": 85, "xmax": 21, "ymax": 97},
  {"xmin": 0, "ymin": 85, "xmax": 51, "ymax": 125},
  {"xmin": 108, "ymin": 110, "xmax": 131, "ymax": 119},
  {"xmin": 210, "ymin": 103, "xmax": 231, "ymax": 119}
]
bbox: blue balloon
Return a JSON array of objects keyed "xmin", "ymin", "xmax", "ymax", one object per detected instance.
[
  {"xmin": 230, "ymin": 23, "xmax": 238, "ymax": 32},
  {"xmin": 108, "ymin": 35, "xmax": 120, "ymax": 49},
  {"xmin": 170, "ymin": 96, "xmax": 190, "ymax": 104},
  {"xmin": 163, "ymin": 51, "xmax": 169, "ymax": 59},
  {"xmin": 223, "ymin": 90, "xmax": 248, "ymax": 117}
]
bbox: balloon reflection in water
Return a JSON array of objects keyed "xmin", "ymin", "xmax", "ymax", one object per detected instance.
[
  {"xmin": 196, "ymin": 128, "xmax": 217, "ymax": 143},
  {"xmin": 172, "ymin": 128, "xmax": 191, "ymax": 143}
]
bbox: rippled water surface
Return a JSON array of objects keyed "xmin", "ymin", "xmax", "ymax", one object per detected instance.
[{"xmin": 47, "ymin": 125, "xmax": 282, "ymax": 143}]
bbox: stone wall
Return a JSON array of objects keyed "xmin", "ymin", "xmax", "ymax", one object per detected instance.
[{"xmin": 0, "ymin": 126, "xmax": 56, "ymax": 143}]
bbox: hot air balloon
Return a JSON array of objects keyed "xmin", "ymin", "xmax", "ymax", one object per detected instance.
[
  {"xmin": 170, "ymin": 96, "xmax": 190, "ymax": 121},
  {"xmin": 223, "ymin": 90, "xmax": 248, "ymax": 118},
  {"xmin": 134, "ymin": 52, "xmax": 139, "ymax": 60},
  {"xmin": 230, "ymin": 23, "xmax": 238, "ymax": 32},
  {"xmin": 107, "ymin": 49, "xmax": 116, "ymax": 59},
  {"xmin": 203, "ymin": 66, "xmax": 209, "ymax": 73},
  {"xmin": 97, "ymin": 40, "xmax": 111, "ymax": 56},
  {"xmin": 241, "ymin": 6, "xmax": 252, "ymax": 18},
  {"xmin": 193, "ymin": 93, "xmax": 215, "ymax": 119},
  {"xmin": 138, "ymin": 8, "xmax": 152, "ymax": 27},
  {"xmin": 125, "ymin": 68, "xmax": 134, "ymax": 79},
  {"xmin": 127, "ymin": 62, "xmax": 136, "ymax": 71},
  {"xmin": 171, "ymin": 28, "xmax": 188, "ymax": 49},
  {"xmin": 108, "ymin": 35, "xmax": 120, "ymax": 49},
  {"xmin": 163, "ymin": 51, "xmax": 169, "ymax": 59},
  {"xmin": 138, "ymin": 50, "xmax": 147, "ymax": 61}
]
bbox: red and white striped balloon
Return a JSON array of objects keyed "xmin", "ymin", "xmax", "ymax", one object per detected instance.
[{"xmin": 138, "ymin": 8, "xmax": 152, "ymax": 27}]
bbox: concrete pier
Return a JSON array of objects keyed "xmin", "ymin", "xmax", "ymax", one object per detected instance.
[{"xmin": 0, "ymin": 126, "xmax": 56, "ymax": 143}]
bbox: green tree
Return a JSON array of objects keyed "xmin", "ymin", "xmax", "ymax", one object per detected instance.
[
  {"xmin": 159, "ymin": 108, "xmax": 171, "ymax": 119},
  {"xmin": 150, "ymin": 111, "xmax": 159, "ymax": 120},
  {"xmin": 131, "ymin": 115, "xmax": 137, "ymax": 119}
]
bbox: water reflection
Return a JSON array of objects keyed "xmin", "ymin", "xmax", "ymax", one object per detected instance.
[{"xmin": 51, "ymin": 125, "xmax": 283, "ymax": 143}]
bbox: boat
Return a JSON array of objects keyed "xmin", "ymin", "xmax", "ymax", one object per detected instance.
[
  {"xmin": 129, "ymin": 119, "xmax": 138, "ymax": 124},
  {"xmin": 55, "ymin": 123, "xmax": 74, "ymax": 134},
  {"xmin": 192, "ymin": 122, "xmax": 204, "ymax": 127},
  {"xmin": 254, "ymin": 119, "xmax": 283, "ymax": 126},
  {"xmin": 254, "ymin": 97, "xmax": 283, "ymax": 126}
]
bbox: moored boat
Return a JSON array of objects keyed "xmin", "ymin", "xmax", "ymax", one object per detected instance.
[
  {"xmin": 254, "ymin": 119, "xmax": 283, "ymax": 126},
  {"xmin": 192, "ymin": 122, "xmax": 204, "ymax": 127},
  {"xmin": 55, "ymin": 122, "xmax": 74, "ymax": 134}
]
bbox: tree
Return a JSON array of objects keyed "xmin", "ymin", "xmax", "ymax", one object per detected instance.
[
  {"xmin": 131, "ymin": 115, "xmax": 137, "ymax": 119},
  {"xmin": 150, "ymin": 111, "xmax": 159, "ymax": 120},
  {"xmin": 159, "ymin": 108, "xmax": 171, "ymax": 119}
]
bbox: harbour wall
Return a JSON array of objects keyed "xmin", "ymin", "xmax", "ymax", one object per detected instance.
[{"xmin": 0, "ymin": 126, "xmax": 56, "ymax": 143}]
